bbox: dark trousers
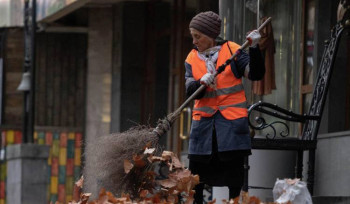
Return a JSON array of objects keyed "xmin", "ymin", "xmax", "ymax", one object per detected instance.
[{"xmin": 189, "ymin": 131, "xmax": 245, "ymax": 203}]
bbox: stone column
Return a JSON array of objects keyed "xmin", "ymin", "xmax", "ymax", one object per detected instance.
[
  {"xmin": 84, "ymin": 6, "xmax": 113, "ymax": 196},
  {"xmin": 6, "ymin": 144, "xmax": 49, "ymax": 204}
]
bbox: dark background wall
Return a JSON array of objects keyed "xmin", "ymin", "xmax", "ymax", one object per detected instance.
[
  {"xmin": 111, "ymin": 2, "xmax": 171, "ymax": 135},
  {"xmin": 316, "ymin": 0, "xmax": 350, "ymax": 133}
]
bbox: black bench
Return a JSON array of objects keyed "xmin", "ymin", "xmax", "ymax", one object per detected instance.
[{"xmin": 244, "ymin": 8, "xmax": 349, "ymax": 195}]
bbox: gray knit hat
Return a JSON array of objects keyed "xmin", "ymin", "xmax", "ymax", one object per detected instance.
[{"xmin": 189, "ymin": 11, "xmax": 221, "ymax": 39}]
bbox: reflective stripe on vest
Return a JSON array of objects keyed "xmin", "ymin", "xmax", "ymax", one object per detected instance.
[
  {"xmin": 185, "ymin": 41, "xmax": 248, "ymax": 120},
  {"xmin": 193, "ymin": 101, "xmax": 247, "ymax": 113},
  {"xmin": 203, "ymin": 84, "xmax": 244, "ymax": 98}
]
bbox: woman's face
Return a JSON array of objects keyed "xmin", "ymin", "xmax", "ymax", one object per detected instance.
[{"xmin": 190, "ymin": 28, "xmax": 215, "ymax": 52}]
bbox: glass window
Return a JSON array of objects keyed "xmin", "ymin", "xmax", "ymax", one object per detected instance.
[
  {"xmin": 220, "ymin": 0, "xmax": 303, "ymax": 137},
  {"xmin": 302, "ymin": 0, "xmax": 315, "ymax": 118}
]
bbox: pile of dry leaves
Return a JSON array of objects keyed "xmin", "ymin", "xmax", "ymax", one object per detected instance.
[{"xmin": 66, "ymin": 147, "xmax": 283, "ymax": 204}]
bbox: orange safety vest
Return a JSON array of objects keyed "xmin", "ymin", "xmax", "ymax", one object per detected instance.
[{"xmin": 185, "ymin": 41, "xmax": 248, "ymax": 120}]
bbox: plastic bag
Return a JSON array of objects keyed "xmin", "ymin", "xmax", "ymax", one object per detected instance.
[{"xmin": 272, "ymin": 178, "xmax": 313, "ymax": 204}]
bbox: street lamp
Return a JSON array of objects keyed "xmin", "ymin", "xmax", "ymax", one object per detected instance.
[{"xmin": 18, "ymin": 0, "xmax": 36, "ymax": 143}]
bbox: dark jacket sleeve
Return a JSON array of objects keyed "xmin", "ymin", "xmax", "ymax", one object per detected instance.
[
  {"xmin": 248, "ymin": 45, "xmax": 265, "ymax": 80},
  {"xmin": 230, "ymin": 44, "xmax": 265, "ymax": 81},
  {"xmin": 185, "ymin": 62, "xmax": 205, "ymax": 99}
]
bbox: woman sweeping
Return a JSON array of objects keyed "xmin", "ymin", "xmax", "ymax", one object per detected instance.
[{"xmin": 184, "ymin": 11, "xmax": 265, "ymax": 203}]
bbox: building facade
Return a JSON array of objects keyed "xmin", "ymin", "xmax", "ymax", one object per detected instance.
[{"xmin": 0, "ymin": 0, "xmax": 349, "ymax": 203}]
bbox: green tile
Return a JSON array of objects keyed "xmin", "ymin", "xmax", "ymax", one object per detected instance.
[
  {"xmin": 50, "ymin": 194, "xmax": 58, "ymax": 204},
  {"xmin": 74, "ymin": 166, "xmax": 81, "ymax": 181},
  {"xmin": 65, "ymin": 176, "xmax": 74, "ymax": 194},
  {"xmin": 52, "ymin": 140, "xmax": 59, "ymax": 157},
  {"xmin": 58, "ymin": 166, "xmax": 66, "ymax": 184},
  {"xmin": 67, "ymin": 140, "xmax": 75, "ymax": 158}
]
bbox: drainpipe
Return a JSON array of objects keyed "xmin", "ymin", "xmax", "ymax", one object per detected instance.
[{"xmin": 28, "ymin": 0, "xmax": 36, "ymax": 143}]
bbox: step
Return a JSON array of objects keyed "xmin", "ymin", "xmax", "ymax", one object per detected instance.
[{"xmin": 312, "ymin": 196, "xmax": 350, "ymax": 204}]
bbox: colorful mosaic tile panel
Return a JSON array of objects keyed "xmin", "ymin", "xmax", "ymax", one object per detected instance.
[{"xmin": 0, "ymin": 129, "xmax": 83, "ymax": 204}]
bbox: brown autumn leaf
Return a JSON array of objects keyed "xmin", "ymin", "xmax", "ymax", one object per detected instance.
[
  {"xmin": 159, "ymin": 179, "xmax": 177, "ymax": 188},
  {"xmin": 167, "ymin": 195, "xmax": 177, "ymax": 203},
  {"xmin": 149, "ymin": 156, "xmax": 166, "ymax": 162},
  {"xmin": 186, "ymin": 179, "xmax": 194, "ymax": 193},
  {"xmin": 133, "ymin": 154, "xmax": 146, "ymax": 168},
  {"xmin": 139, "ymin": 189, "xmax": 149, "ymax": 198},
  {"xmin": 184, "ymin": 192, "xmax": 195, "ymax": 204},
  {"xmin": 207, "ymin": 198, "xmax": 216, "ymax": 204},
  {"xmin": 248, "ymin": 196, "xmax": 261, "ymax": 204},
  {"xmin": 80, "ymin": 193, "xmax": 91, "ymax": 204},
  {"xmin": 97, "ymin": 188, "xmax": 108, "ymax": 203},
  {"xmin": 161, "ymin": 151, "xmax": 173, "ymax": 160},
  {"xmin": 124, "ymin": 159, "xmax": 134, "ymax": 174},
  {"xmin": 169, "ymin": 169, "xmax": 191, "ymax": 180},
  {"xmin": 120, "ymin": 193, "xmax": 132, "ymax": 201},
  {"xmin": 75, "ymin": 176, "xmax": 84, "ymax": 188},
  {"xmin": 106, "ymin": 191, "xmax": 118, "ymax": 203},
  {"xmin": 171, "ymin": 156, "xmax": 183, "ymax": 169},
  {"xmin": 192, "ymin": 175, "xmax": 199, "ymax": 185},
  {"xmin": 150, "ymin": 193, "xmax": 162, "ymax": 203}
]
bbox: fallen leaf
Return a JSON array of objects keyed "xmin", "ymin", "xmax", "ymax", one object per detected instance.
[
  {"xmin": 207, "ymin": 198, "xmax": 216, "ymax": 204},
  {"xmin": 171, "ymin": 156, "xmax": 183, "ymax": 169},
  {"xmin": 249, "ymin": 196, "xmax": 261, "ymax": 204},
  {"xmin": 144, "ymin": 148, "xmax": 155, "ymax": 155},
  {"xmin": 106, "ymin": 191, "xmax": 118, "ymax": 203},
  {"xmin": 80, "ymin": 193, "xmax": 91, "ymax": 204},
  {"xmin": 161, "ymin": 151, "xmax": 173, "ymax": 160},
  {"xmin": 150, "ymin": 156, "xmax": 165, "ymax": 162},
  {"xmin": 139, "ymin": 190, "xmax": 149, "ymax": 198},
  {"xmin": 133, "ymin": 154, "xmax": 147, "ymax": 168},
  {"xmin": 124, "ymin": 159, "xmax": 134, "ymax": 174},
  {"xmin": 75, "ymin": 176, "xmax": 84, "ymax": 188},
  {"xmin": 167, "ymin": 195, "xmax": 177, "ymax": 203},
  {"xmin": 159, "ymin": 179, "xmax": 177, "ymax": 188}
]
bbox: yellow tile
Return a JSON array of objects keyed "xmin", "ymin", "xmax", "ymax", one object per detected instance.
[
  {"xmin": 52, "ymin": 140, "xmax": 60, "ymax": 157},
  {"xmin": 74, "ymin": 149, "xmax": 81, "ymax": 166},
  {"xmin": 38, "ymin": 138, "xmax": 45, "ymax": 145},
  {"xmin": 34, "ymin": 131, "xmax": 38, "ymax": 140},
  {"xmin": 68, "ymin": 132, "xmax": 75, "ymax": 140},
  {"xmin": 59, "ymin": 148, "xmax": 67, "ymax": 166},
  {"xmin": 48, "ymin": 149, "xmax": 52, "ymax": 165},
  {"xmin": 6, "ymin": 130, "xmax": 14, "ymax": 144},
  {"xmin": 66, "ymin": 195, "xmax": 73, "ymax": 203},
  {"xmin": 50, "ymin": 176, "xmax": 58, "ymax": 194}
]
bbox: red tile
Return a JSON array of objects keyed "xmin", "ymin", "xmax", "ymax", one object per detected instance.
[
  {"xmin": 46, "ymin": 132, "xmax": 53, "ymax": 146},
  {"xmin": 75, "ymin": 133, "xmax": 82, "ymax": 148},
  {"xmin": 60, "ymin": 133, "xmax": 67, "ymax": 147},
  {"xmin": 51, "ymin": 158, "xmax": 59, "ymax": 176},
  {"xmin": 58, "ymin": 184, "xmax": 66, "ymax": 202},
  {"xmin": 1, "ymin": 132, "xmax": 6, "ymax": 147},
  {"xmin": 66, "ymin": 159, "xmax": 74, "ymax": 176},
  {"xmin": 0, "ymin": 181, "xmax": 5, "ymax": 198},
  {"xmin": 14, "ymin": 131, "xmax": 22, "ymax": 144}
]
